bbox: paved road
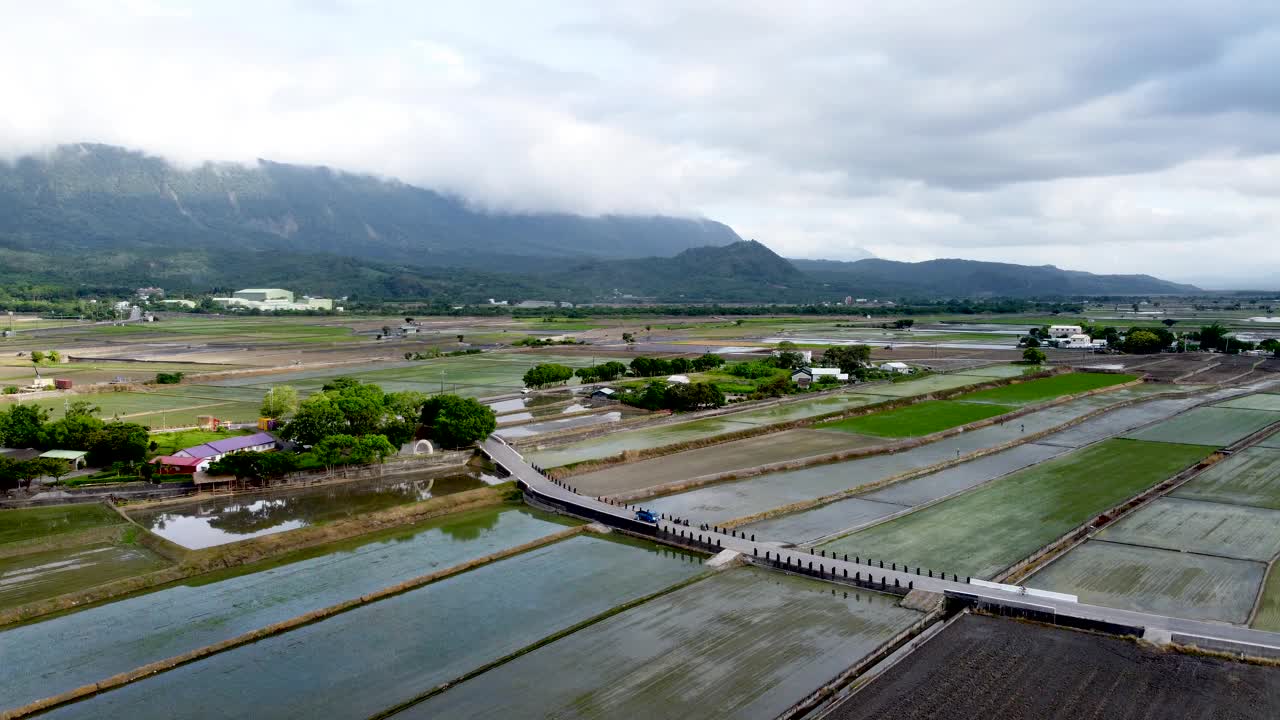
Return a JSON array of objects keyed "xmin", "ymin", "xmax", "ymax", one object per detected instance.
[{"xmin": 482, "ymin": 436, "xmax": 1280, "ymax": 656}]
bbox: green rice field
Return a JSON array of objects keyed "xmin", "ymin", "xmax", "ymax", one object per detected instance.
[
  {"xmin": 1096, "ymin": 497, "xmax": 1280, "ymax": 562},
  {"xmin": 954, "ymin": 372, "xmax": 1135, "ymax": 405},
  {"xmin": 404, "ymin": 567, "xmax": 921, "ymax": 720},
  {"xmin": 1253, "ymin": 568, "xmax": 1280, "ymax": 631},
  {"xmin": 1172, "ymin": 447, "xmax": 1280, "ymax": 510},
  {"xmin": 0, "ymin": 544, "xmax": 169, "ymax": 609},
  {"xmin": 1029, "ymin": 541, "xmax": 1264, "ymax": 624},
  {"xmin": 816, "ymin": 400, "xmax": 1013, "ymax": 438},
  {"xmin": 0, "ymin": 503, "xmax": 123, "ymax": 546},
  {"xmin": 1125, "ymin": 406, "xmax": 1280, "ymax": 448},
  {"xmin": 820, "ymin": 439, "xmax": 1214, "ymax": 579},
  {"xmin": 854, "ymin": 372, "xmax": 1002, "ymax": 398}
]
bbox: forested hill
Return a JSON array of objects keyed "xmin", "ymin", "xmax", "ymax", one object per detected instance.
[
  {"xmin": 0, "ymin": 143, "xmax": 740, "ymax": 268},
  {"xmin": 793, "ymin": 257, "xmax": 1200, "ymax": 296}
]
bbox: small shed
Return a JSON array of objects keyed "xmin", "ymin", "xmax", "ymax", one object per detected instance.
[
  {"xmin": 590, "ymin": 388, "xmax": 618, "ymax": 401},
  {"xmin": 149, "ymin": 455, "xmax": 207, "ymax": 474},
  {"xmin": 880, "ymin": 362, "xmax": 912, "ymax": 374},
  {"xmin": 39, "ymin": 449, "xmax": 88, "ymax": 469},
  {"xmin": 667, "ymin": 375, "xmax": 691, "ymax": 385}
]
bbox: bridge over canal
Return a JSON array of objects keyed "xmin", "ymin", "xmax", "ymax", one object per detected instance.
[{"xmin": 481, "ymin": 437, "xmax": 1280, "ymax": 659}]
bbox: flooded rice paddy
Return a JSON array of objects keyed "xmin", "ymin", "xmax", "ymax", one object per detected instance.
[
  {"xmin": 130, "ymin": 468, "xmax": 501, "ymax": 549},
  {"xmin": 400, "ymin": 567, "xmax": 920, "ymax": 720},
  {"xmin": 42, "ymin": 535, "xmax": 705, "ymax": 720},
  {"xmin": 0, "ymin": 506, "xmax": 574, "ymax": 710},
  {"xmin": 645, "ymin": 391, "xmax": 1185, "ymax": 525},
  {"xmin": 495, "ymin": 411, "xmax": 623, "ymax": 439},
  {"xmin": 0, "ymin": 544, "xmax": 168, "ymax": 609}
]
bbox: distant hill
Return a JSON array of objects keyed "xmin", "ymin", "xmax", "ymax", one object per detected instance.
[
  {"xmin": 0, "ymin": 143, "xmax": 740, "ymax": 271},
  {"xmin": 795, "ymin": 257, "xmax": 1200, "ymax": 297},
  {"xmin": 0, "ymin": 143, "xmax": 1202, "ymax": 302},
  {"xmin": 554, "ymin": 240, "xmax": 809, "ymax": 302}
]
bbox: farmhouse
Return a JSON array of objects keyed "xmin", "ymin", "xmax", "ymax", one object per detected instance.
[
  {"xmin": 1048, "ymin": 325, "xmax": 1083, "ymax": 338},
  {"xmin": 791, "ymin": 367, "xmax": 849, "ymax": 387},
  {"xmin": 590, "ymin": 388, "xmax": 618, "ymax": 401},
  {"xmin": 150, "ymin": 455, "xmax": 208, "ymax": 474},
  {"xmin": 39, "ymin": 449, "xmax": 87, "ymax": 469},
  {"xmin": 173, "ymin": 432, "xmax": 278, "ymax": 465},
  {"xmin": 879, "ymin": 362, "xmax": 912, "ymax": 374}
]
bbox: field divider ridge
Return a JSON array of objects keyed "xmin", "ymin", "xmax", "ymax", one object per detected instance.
[{"xmin": 0, "ymin": 524, "xmax": 590, "ymax": 720}]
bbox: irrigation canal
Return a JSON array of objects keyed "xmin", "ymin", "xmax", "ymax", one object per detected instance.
[{"xmin": 481, "ymin": 437, "xmax": 1280, "ymax": 659}]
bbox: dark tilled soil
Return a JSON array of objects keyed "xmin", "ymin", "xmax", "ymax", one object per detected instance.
[{"xmin": 824, "ymin": 614, "xmax": 1280, "ymax": 720}]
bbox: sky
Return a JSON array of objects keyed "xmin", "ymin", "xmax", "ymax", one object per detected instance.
[{"xmin": 2, "ymin": 1, "xmax": 1278, "ymax": 287}]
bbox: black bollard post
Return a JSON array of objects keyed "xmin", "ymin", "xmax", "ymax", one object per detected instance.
[
  {"xmin": 844, "ymin": 554, "xmax": 848, "ymax": 562},
  {"xmin": 966, "ymin": 576, "xmax": 971, "ymax": 584},
  {"xmin": 843, "ymin": 568, "xmax": 848, "ymax": 578},
  {"xmin": 892, "ymin": 562, "xmax": 896, "ymax": 571},
  {"xmin": 928, "ymin": 569, "xmax": 933, "ymax": 578},
  {"xmin": 751, "ymin": 534, "xmax": 755, "ymax": 542},
  {"xmin": 909, "ymin": 581, "xmax": 913, "ymax": 590},
  {"xmin": 808, "ymin": 561, "xmax": 813, "ymax": 570},
  {"xmin": 753, "ymin": 547, "xmax": 757, "ymax": 556},
  {"xmin": 879, "ymin": 560, "xmax": 883, "ymax": 569},
  {"xmin": 894, "ymin": 578, "xmax": 899, "ymax": 588}
]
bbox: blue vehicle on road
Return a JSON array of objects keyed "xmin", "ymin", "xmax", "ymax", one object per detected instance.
[{"xmin": 635, "ymin": 509, "xmax": 658, "ymax": 524}]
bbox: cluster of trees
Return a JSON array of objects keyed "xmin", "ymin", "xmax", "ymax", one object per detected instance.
[
  {"xmin": 628, "ymin": 354, "xmax": 725, "ymax": 378},
  {"xmin": 404, "ymin": 348, "xmax": 483, "ymax": 360},
  {"xmin": 575, "ymin": 361, "xmax": 628, "ymax": 383},
  {"xmin": 523, "ymin": 363, "xmax": 576, "ymax": 389},
  {"xmin": 419, "ymin": 395, "xmax": 496, "ymax": 448},
  {"xmin": 0, "ymin": 456, "xmax": 72, "ymax": 490},
  {"xmin": 280, "ymin": 378, "xmax": 428, "ymax": 447},
  {"xmin": 154, "ymin": 372, "xmax": 184, "ymax": 384},
  {"xmin": 819, "ymin": 345, "xmax": 872, "ymax": 374},
  {"xmin": 619, "ymin": 381, "xmax": 726, "ymax": 412},
  {"xmin": 511, "ymin": 337, "xmax": 583, "ymax": 347},
  {"xmin": 0, "ymin": 401, "xmax": 148, "ymax": 469},
  {"xmin": 26, "ymin": 350, "xmax": 61, "ymax": 365}
]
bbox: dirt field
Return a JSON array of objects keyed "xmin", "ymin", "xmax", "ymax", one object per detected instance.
[{"xmin": 825, "ymin": 614, "xmax": 1280, "ymax": 720}]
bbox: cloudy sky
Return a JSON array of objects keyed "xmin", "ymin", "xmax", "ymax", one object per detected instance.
[{"xmin": 3, "ymin": 1, "xmax": 1279, "ymax": 286}]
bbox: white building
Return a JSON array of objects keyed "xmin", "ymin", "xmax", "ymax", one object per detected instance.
[
  {"xmin": 791, "ymin": 367, "xmax": 849, "ymax": 386},
  {"xmin": 212, "ymin": 289, "xmax": 334, "ymax": 311},
  {"xmin": 667, "ymin": 375, "xmax": 691, "ymax": 385},
  {"xmin": 1048, "ymin": 325, "xmax": 1083, "ymax": 338},
  {"xmin": 879, "ymin": 362, "xmax": 912, "ymax": 374}
]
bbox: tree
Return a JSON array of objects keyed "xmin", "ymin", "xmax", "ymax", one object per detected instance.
[
  {"xmin": 419, "ymin": 395, "xmax": 496, "ymax": 448},
  {"xmin": 313, "ymin": 434, "xmax": 358, "ymax": 476},
  {"xmin": 457, "ymin": 335, "xmax": 465, "ymax": 344},
  {"xmin": 260, "ymin": 385, "xmax": 300, "ymax": 419},
  {"xmin": 385, "ymin": 391, "xmax": 429, "ymax": 420},
  {"xmin": 281, "ymin": 394, "xmax": 347, "ymax": 445},
  {"xmin": 1123, "ymin": 329, "xmax": 1165, "ymax": 354},
  {"xmin": 1162, "ymin": 319, "xmax": 1177, "ymax": 328},
  {"xmin": 1198, "ymin": 322, "xmax": 1230, "ymax": 352},
  {"xmin": 352, "ymin": 434, "xmax": 397, "ymax": 466},
  {"xmin": 154, "ymin": 371, "xmax": 184, "ymax": 384},
  {"xmin": 0, "ymin": 404, "xmax": 49, "ymax": 447},
  {"xmin": 47, "ymin": 350, "xmax": 61, "ymax": 363},
  {"xmin": 621, "ymin": 332, "xmax": 635, "ymax": 345},
  {"xmin": 29, "ymin": 350, "xmax": 45, "ymax": 365},
  {"xmin": 894, "ymin": 319, "xmax": 915, "ymax": 329},
  {"xmin": 86, "ymin": 423, "xmax": 149, "ymax": 467},
  {"xmin": 523, "ymin": 363, "xmax": 575, "ymax": 388},
  {"xmin": 1261, "ymin": 339, "xmax": 1280, "ymax": 357},
  {"xmin": 1021, "ymin": 336, "xmax": 1041, "ymax": 348},
  {"xmin": 1022, "ymin": 347, "xmax": 1047, "ymax": 365},
  {"xmin": 332, "ymin": 382, "xmax": 389, "ymax": 435},
  {"xmin": 820, "ymin": 345, "xmax": 871, "ymax": 374},
  {"xmin": 39, "ymin": 413, "xmax": 105, "ymax": 450},
  {"xmin": 690, "ymin": 354, "xmax": 724, "ymax": 372}
]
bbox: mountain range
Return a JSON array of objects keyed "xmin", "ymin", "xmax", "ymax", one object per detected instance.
[{"xmin": 0, "ymin": 144, "xmax": 1201, "ymax": 302}]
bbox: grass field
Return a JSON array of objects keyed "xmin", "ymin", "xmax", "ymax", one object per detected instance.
[
  {"xmin": 816, "ymin": 400, "xmax": 1013, "ymax": 438},
  {"xmin": 1172, "ymin": 447, "xmax": 1280, "ymax": 510},
  {"xmin": 1030, "ymin": 541, "xmax": 1264, "ymax": 624},
  {"xmin": 148, "ymin": 428, "xmax": 254, "ymax": 457},
  {"xmin": 954, "ymin": 373, "xmax": 1135, "ymax": 405},
  {"xmin": 820, "ymin": 439, "xmax": 1215, "ymax": 579},
  {"xmin": 1254, "ymin": 568, "xmax": 1280, "ymax": 631},
  {"xmin": 1097, "ymin": 497, "xmax": 1280, "ymax": 562},
  {"xmin": 0, "ymin": 503, "xmax": 123, "ymax": 546},
  {"xmin": 1125, "ymin": 406, "xmax": 1280, "ymax": 447}
]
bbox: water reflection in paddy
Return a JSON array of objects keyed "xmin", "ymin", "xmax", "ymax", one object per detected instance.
[{"xmin": 130, "ymin": 469, "xmax": 502, "ymax": 549}]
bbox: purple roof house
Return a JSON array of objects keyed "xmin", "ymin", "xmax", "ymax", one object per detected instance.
[{"xmin": 174, "ymin": 432, "xmax": 277, "ymax": 459}]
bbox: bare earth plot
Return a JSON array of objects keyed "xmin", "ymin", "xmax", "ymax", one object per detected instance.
[
  {"xmin": 402, "ymin": 567, "xmax": 922, "ymax": 720},
  {"xmin": 818, "ymin": 439, "xmax": 1214, "ymax": 580},
  {"xmin": 1215, "ymin": 392, "xmax": 1280, "ymax": 412},
  {"xmin": 1173, "ymin": 446, "xmax": 1280, "ymax": 510},
  {"xmin": 1097, "ymin": 497, "xmax": 1280, "ymax": 562},
  {"xmin": 1125, "ymin": 406, "xmax": 1280, "ymax": 447},
  {"xmin": 572, "ymin": 429, "xmax": 877, "ymax": 496},
  {"xmin": 1029, "ymin": 540, "xmax": 1264, "ymax": 624},
  {"xmin": 824, "ymin": 614, "xmax": 1280, "ymax": 720}
]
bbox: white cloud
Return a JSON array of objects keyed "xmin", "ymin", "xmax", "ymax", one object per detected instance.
[{"xmin": 1, "ymin": 0, "xmax": 1279, "ymax": 285}]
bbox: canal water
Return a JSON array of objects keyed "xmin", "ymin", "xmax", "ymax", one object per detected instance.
[
  {"xmin": 0, "ymin": 506, "xmax": 575, "ymax": 711},
  {"xmin": 39, "ymin": 535, "xmax": 705, "ymax": 720},
  {"xmin": 128, "ymin": 468, "xmax": 502, "ymax": 549}
]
